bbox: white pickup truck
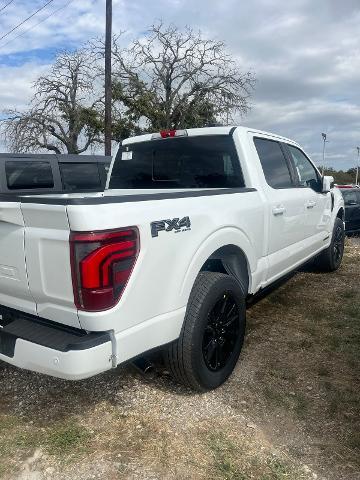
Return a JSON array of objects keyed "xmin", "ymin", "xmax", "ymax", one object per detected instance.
[{"xmin": 0, "ymin": 126, "xmax": 344, "ymax": 391}]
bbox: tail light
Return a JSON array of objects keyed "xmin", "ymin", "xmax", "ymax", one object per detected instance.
[{"xmin": 70, "ymin": 228, "xmax": 139, "ymax": 312}]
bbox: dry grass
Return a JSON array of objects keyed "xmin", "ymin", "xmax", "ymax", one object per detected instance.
[{"xmin": 0, "ymin": 239, "xmax": 359, "ymax": 479}]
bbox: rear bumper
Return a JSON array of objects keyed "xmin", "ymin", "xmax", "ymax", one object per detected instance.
[
  {"xmin": 0, "ymin": 308, "xmax": 113, "ymax": 380},
  {"xmin": 0, "ymin": 337, "xmax": 113, "ymax": 380},
  {"xmin": 0, "ymin": 305, "xmax": 186, "ymax": 380}
]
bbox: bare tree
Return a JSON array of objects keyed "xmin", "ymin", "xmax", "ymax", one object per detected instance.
[
  {"xmin": 2, "ymin": 49, "xmax": 103, "ymax": 154},
  {"xmin": 111, "ymin": 23, "xmax": 255, "ymax": 131}
]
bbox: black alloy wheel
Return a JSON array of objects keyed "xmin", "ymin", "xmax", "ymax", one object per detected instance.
[
  {"xmin": 202, "ymin": 293, "xmax": 240, "ymax": 372},
  {"xmin": 333, "ymin": 224, "xmax": 344, "ymax": 264},
  {"xmin": 165, "ymin": 272, "xmax": 246, "ymax": 391},
  {"xmin": 315, "ymin": 217, "xmax": 345, "ymax": 272}
]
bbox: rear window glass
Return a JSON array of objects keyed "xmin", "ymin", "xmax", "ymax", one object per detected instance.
[
  {"xmin": 5, "ymin": 161, "xmax": 54, "ymax": 190},
  {"xmin": 109, "ymin": 135, "xmax": 244, "ymax": 189},
  {"xmin": 59, "ymin": 163, "xmax": 102, "ymax": 191}
]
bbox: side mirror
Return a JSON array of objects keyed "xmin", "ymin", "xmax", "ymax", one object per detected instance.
[{"xmin": 322, "ymin": 175, "xmax": 334, "ymax": 193}]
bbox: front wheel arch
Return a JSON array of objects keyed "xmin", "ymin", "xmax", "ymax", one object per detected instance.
[{"xmin": 336, "ymin": 207, "xmax": 344, "ymax": 221}]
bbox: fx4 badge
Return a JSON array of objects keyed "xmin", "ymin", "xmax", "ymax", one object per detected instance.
[{"xmin": 151, "ymin": 217, "xmax": 191, "ymax": 238}]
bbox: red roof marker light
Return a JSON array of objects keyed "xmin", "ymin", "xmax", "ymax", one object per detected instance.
[{"xmin": 151, "ymin": 129, "xmax": 188, "ymax": 140}]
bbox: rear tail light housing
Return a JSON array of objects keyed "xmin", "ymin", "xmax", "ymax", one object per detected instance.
[{"xmin": 70, "ymin": 227, "xmax": 139, "ymax": 312}]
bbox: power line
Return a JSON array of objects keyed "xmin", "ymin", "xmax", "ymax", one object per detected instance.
[
  {"xmin": 0, "ymin": 0, "xmax": 74, "ymax": 49},
  {"xmin": 0, "ymin": 0, "xmax": 15, "ymax": 14},
  {"xmin": 0, "ymin": 0, "xmax": 55, "ymax": 42}
]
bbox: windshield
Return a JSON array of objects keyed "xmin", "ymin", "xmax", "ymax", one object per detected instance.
[{"xmin": 109, "ymin": 135, "xmax": 244, "ymax": 189}]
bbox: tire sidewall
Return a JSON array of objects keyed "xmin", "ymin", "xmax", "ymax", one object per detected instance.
[
  {"xmin": 330, "ymin": 217, "xmax": 345, "ymax": 270},
  {"xmin": 188, "ymin": 275, "xmax": 246, "ymax": 390}
]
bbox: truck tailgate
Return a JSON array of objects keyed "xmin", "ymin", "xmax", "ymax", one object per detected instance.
[{"xmin": 0, "ymin": 202, "xmax": 36, "ymax": 315}]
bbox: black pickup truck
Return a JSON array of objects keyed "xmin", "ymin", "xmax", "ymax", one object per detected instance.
[
  {"xmin": 338, "ymin": 186, "xmax": 360, "ymax": 234},
  {"xmin": 0, "ymin": 153, "xmax": 111, "ymax": 194}
]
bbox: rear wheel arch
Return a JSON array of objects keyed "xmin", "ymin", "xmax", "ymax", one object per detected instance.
[
  {"xmin": 179, "ymin": 228, "xmax": 256, "ymax": 307},
  {"xmin": 200, "ymin": 244, "xmax": 250, "ymax": 296}
]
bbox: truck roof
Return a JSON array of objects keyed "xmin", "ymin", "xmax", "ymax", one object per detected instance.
[
  {"xmin": 0, "ymin": 153, "xmax": 110, "ymax": 163},
  {"xmin": 122, "ymin": 125, "xmax": 298, "ymax": 147}
]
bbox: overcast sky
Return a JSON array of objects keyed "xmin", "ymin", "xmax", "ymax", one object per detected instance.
[{"xmin": 0, "ymin": 0, "xmax": 359, "ymax": 169}]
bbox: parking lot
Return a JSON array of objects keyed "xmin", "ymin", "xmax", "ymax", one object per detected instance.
[{"xmin": 0, "ymin": 238, "xmax": 359, "ymax": 480}]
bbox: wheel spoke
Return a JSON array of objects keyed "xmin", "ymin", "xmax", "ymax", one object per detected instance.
[
  {"xmin": 224, "ymin": 301, "xmax": 236, "ymax": 318},
  {"xmin": 215, "ymin": 343, "xmax": 222, "ymax": 368},
  {"xmin": 222, "ymin": 314, "xmax": 238, "ymax": 328},
  {"xmin": 204, "ymin": 339, "xmax": 217, "ymax": 363},
  {"xmin": 220, "ymin": 295, "xmax": 229, "ymax": 314},
  {"xmin": 202, "ymin": 292, "xmax": 241, "ymax": 372},
  {"xmin": 207, "ymin": 310, "xmax": 217, "ymax": 326}
]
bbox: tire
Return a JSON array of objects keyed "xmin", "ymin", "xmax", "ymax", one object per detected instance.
[
  {"xmin": 315, "ymin": 217, "xmax": 345, "ymax": 272},
  {"xmin": 165, "ymin": 272, "xmax": 246, "ymax": 392}
]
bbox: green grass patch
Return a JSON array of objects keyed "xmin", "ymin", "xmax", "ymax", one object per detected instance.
[
  {"xmin": 206, "ymin": 431, "xmax": 302, "ymax": 480},
  {"xmin": 343, "ymin": 302, "xmax": 360, "ymax": 319},
  {"xmin": 340, "ymin": 289, "xmax": 358, "ymax": 300},
  {"xmin": 264, "ymin": 457, "xmax": 293, "ymax": 479},
  {"xmin": 45, "ymin": 423, "xmax": 90, "ymax": 456},
  {"xmin": 0, "ymin": 415, "xmax": 42, "ymax": 456},
  {"xmin": 207, "ymin": 432, "xmax": 247, "ymax": 479}
]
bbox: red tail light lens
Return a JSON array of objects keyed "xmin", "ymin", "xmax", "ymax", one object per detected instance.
[{"xmin": 70, "ymin": 228, "xmax": 139, "ymax": 311}]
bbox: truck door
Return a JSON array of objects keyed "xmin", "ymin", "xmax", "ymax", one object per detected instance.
[
  {"xmin": 252, "ymin": 136, "xmax": 309, "ymax": 282},
  {"xmin": 0, "ymin": 201, "xmax": 36, "ymax": 315},
  {"xmin": 285, "ymin": 144, "xmax": 330, "ymax": 251}
]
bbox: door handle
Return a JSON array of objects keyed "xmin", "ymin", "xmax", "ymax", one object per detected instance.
[
  {"xmin": 306, "ymin": 201, "xmax": 316, "ymax": 209},
  {"xmin": 272, "ymin": 205, "xmax": 286, "ymax": 216}
]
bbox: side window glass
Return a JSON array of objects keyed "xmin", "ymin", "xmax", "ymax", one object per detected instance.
[
  {"xmin": 342, "ymin": 190, "xmax": 358, "ymax": 206},
  {"xmin": 288, "ymin": 145, "xmax": 321, "ymax": 192},
  {"xmin": 254, "ymin": 138, "xmax": 293, "ymax": 189},
  {"xmin": 59, "ymin": 163, "xmax": 101, "ymax": 191},
  {"xmin": 5, "ymin": 161, "xmax": 54, "ymax": 190}
]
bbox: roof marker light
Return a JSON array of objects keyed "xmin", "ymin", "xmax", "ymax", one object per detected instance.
[{"xmin": 151, "ymin": 129, "xmax": 188, "ymax": 140}]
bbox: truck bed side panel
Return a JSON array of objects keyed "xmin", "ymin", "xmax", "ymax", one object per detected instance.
[{"xmin": 66, "ymin": 190, "xmax": 265, "ymax": 333}]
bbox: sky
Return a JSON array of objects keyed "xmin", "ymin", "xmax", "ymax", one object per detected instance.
[{"xmin": 0, "ymin": 0, "xmax": 359, "ymax": 169}]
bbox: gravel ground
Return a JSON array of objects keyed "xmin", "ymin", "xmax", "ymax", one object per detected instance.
[
  {"xmin": 0, "ymin": 241, "xmax": 359, "ymax": 480},
  {"xmin": 349, "ymin": 235, "xmax": 360, "ymax": 245}
]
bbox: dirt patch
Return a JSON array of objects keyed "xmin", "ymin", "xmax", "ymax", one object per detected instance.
[{"xmin": 0, "ymin": 241, "xmax": 359, "ymax": 480}]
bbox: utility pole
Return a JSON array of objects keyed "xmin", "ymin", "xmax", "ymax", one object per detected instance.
[
  {"xmin": 356, "ymin": 146, "xmax": 360, "ymax": 186},
  {"xmin": 104, "ymin": 0, "xmax": 112, "ymax": 156},
  {"xmin": 321, "ymin": 133, "xmax": 327, "ymax": 176}
]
